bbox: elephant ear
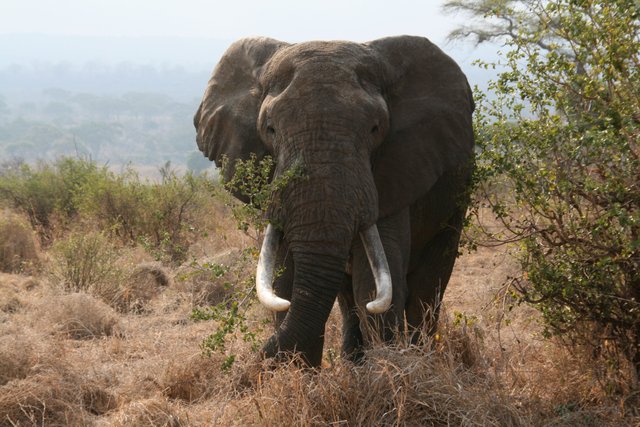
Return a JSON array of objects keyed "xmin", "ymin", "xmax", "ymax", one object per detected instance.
[
  {"xmin": 368, "ymin": 36, "xmax": 475, "ymax": 218},
  {"xmin": 194, "ymin": 37, "xmax": 288, "ymax": 189}
]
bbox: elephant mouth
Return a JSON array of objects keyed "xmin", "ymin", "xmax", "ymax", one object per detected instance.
[{"xmin": 256, "ymin": 223, "xmax": 392, "ymax": 314}]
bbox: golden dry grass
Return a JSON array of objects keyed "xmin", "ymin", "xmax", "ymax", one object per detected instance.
[
  {"xmin": 0, "ymin": 210, "xmax": 40, "ymax": 274},
  {"xmin": 0, "ymin": 206, "xmax": 637, "ymax": 426}
]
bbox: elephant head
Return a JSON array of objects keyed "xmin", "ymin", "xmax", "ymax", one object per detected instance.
[{"xmin": 194, "ymin": 36, "xmax": 474, "ymax": 366}]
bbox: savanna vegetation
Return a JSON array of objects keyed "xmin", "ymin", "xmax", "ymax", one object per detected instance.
[
  {"xmin": 0, "ymin": 0, "xmax": 638, "ymax": 425},
  {"xmin": 0, "ymin": 159, "xmax": 636, "ymax": 425},
  {"xmin": 0, "ymin": 88, "xmax": 208, "ymax": 174}
]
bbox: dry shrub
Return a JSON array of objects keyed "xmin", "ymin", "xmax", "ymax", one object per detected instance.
[
  {"xmin": 505, "ymin": 341, "xmax": 640, "ymax": 424},
  {"xmin": 109, "ymin": 397, "xmax": 185, "ymax": 427},
  {"xmin": 251, "ymin": 351, "xmax": 520, "ymax": 426},
  {"xmin": 49, "ymin": 231, "xmax": 123, "ymax": 301},
  {"xmin": 0, "ymin": 275, "xmax": 42, "ymax": 316},
  {"xmin": 0, "ymin": 210, "xmax": 39, "ymax": 273},
  {"xmin": 40, "ymin": 292, "xmax": 121, "ymax": 339},
  {"xmin": 174, "ymin": 249, "xmax": 249, "ymax": 307},
  {"xmin": 0, "ymin": 281, "xmax": 23, "ymax": 315},
  {"xmin": 0, "ymin": 370, "xmax": 89, "ymax": 426},
  {"xmin": 0, "ymin": 333, "xmax": 37, "ymax": 386},
  {"xmin": 0, "ymin": 367, "xmax": 117, "ymax": 426},
  {"xmin": 160, "ymin": 353, "xmax": 224, "ymax": 403},
  {"xmin": 217, "ymin": 320, "xmax": 522, "ymax": 427},
  {"xmin": 114, "ymin": 262, "xmax": 171, "ymax": 313}
]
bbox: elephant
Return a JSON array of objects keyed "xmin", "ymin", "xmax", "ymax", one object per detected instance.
[{"xmin": 194, "ymin": 35, "xmax": 475, "ymax": 367}]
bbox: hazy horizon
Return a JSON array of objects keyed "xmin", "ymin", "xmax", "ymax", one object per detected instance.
[{"xmin": 0, "ymin": 1, "xmax": 497, "ymax": 169}]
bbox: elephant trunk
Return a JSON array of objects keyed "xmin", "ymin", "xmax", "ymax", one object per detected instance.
[
  {"xmin": 261, "ymin": 250, "xmax": 345, "ymax": 366},
  {"xmin": 259, "ymin": 135, "xmax": 391, "ymax": 365}
]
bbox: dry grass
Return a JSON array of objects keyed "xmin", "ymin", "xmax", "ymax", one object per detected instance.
[
  {"xmin": 0, "ymin": 210, "xmax": 39, "ymax": 274},
  {"xmin": 38, "ymin": 292, "xmax": 121, "ymax": 339},
  {"xmin": 174, "ymin": 249, "xmax": 251, "ymax": 307},
  {"xmin": 114, "ymin": 262, "xmax": 171, "ymax": 313},
  {"xmin": 108, "ymin": 398, "xmax": 186, "ymax": 427},
  {"xmin": 0, "ymin": 206, "xmax": 638, "ymax": 426},
  {"xmin": 242, "ymin": 345, "xmax": 523, "ymax": 426}
]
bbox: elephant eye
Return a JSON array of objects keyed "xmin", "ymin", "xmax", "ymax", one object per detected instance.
[
  {"xmin": 371, "ymin": 125, "xmax": 379, "ymax": 134},
  {"xmin": 267, "ymin": 125, "xmax": 276, "ymax": 136}
]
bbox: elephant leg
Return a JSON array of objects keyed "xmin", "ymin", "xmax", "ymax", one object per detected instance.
[
  {"xmin": 352, "ymin": 208, "xmax": 411, "ymax": 343},
  {"xmin": 405, "ymin": 208, "xmax": 465, "ymax": 339},
  {"xmin": 338, "ymin": 276, "xmax": 364, "ymax": 362}
]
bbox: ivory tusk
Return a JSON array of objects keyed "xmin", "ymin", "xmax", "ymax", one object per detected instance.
[
  {"xmin": 256, "ymin": 224, "xmax": 291, "ymax": 312},
  {"xmin": 360, "ymin": 225, "xmax": 393, "ymax": 314}
]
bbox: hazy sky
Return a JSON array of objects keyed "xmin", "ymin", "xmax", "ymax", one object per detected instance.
[{"xmin": 1, "ymin": 0, "xmax": 461, "ymax": 43}]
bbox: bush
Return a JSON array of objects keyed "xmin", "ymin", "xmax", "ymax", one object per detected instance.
[
  {"xmin": 468, "ymin": 0, "xmax": 640, "ymax": 386},
  {"xmin": 115, "ymin": 262, "xmax": 171, "ymax": 313},
  {"xmin": 0, "ymin": 157, "xmax": 108, "ymax": 237},
  {"xmin": 50, "ymin": 231, "xmax": 122, "ymax": 301},
  {"xmin": 42, "ymin": 293, "xmax": 120, "ymax": 339},
  {"xmin": 0, "ymin": 157, "xmax": 219, "ymax": 263},
  {"xmin": 79, "ymin": 165, "xmax": 214, "ymax": 263},
  {"xmin": 0, "ymin": 210, "xmax": 39, "ymax": 273}
]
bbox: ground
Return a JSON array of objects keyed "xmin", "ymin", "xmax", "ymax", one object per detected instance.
[{"xmin": 0, "ymin": 220, "xmax": 637, "ymax": 426}]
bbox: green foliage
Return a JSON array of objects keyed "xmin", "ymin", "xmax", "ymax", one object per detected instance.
[
  {"xmin": 464, "ymin": 0, "xmax": 640, "ymax": 383},
  {"xmin": 50, "ymin": 231, "xmax": 122, "ymax": 299},
  {"xmin": 189, "ymin": 155, "xmax": 302, "ymax": 369},
  {"xmin": 79, "ymin": 165, "xmax": 211, "ymax": 263},
  {"xmin": 188, "ymin": 249, "xmax": 265, "ymax": 369},
  {"xmin": 221, "ymin": 153, "xmax": 305, "ymax": 236},
  {"xmin": 0, "ymin": 157, "xmax": 107, "ymax": 235},
  {"xmin": 0, "ymin": 156, "xmax": 217, "ymax": 263}
]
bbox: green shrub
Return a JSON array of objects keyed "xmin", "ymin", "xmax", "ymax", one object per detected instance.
[
  {"xmin": 0, "ymin": 157, "xmax": 109, "ymax": 238},
  {"xmin": 467, "ymin": 0, "xmax": 640, "ymax": 387},
  {"xmin": 50, "ymin": 231, "xmax": 122, "ymax": 302},
  {"xmin": 78, "ymin": 165, "xmax": 215, "ymax": 264}
]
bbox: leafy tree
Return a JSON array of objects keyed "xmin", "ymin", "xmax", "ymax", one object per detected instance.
[{"xmin": 450, "ymin": 0, "xmax": 640, "ymax": 387}]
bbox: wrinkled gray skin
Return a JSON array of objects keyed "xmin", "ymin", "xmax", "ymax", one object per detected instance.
[{"xmin": 194, "ymin": 36, "xmax": 474, "ymax": 367}]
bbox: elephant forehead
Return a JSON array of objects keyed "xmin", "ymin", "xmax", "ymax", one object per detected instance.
[{"xmin": 262, "ymin": 41, "xmax": 382, "ymax": 85}]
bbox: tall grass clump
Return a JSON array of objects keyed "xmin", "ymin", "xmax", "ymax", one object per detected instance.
[{"xmin": 0, "ymin": 210, "xmax": 39, "ymax": 273}]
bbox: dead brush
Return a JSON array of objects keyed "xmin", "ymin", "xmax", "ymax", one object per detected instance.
[
  {"xmin": 0, "ymin": 210, "xmax": 40, "ymax": 273},
  {"xmin": 38, "ymin": 292, "xmax": 121, "ymax": 339},
  {"xmin": 224, "ymin": 311, "xmax": 523, "ymax": 427},
  {"xmin": 174, "ymin": 249, "xmax": 252, "ymax": 308},
  {"xmin": 0, "ymin": 328, "xmax": 41, "ymax": 386},
  {"xmin": 113, "ymin": 262, "xmax": 171, "ymax": 313},
  {"xmin": 160, "ymin": 352, "xmax": 228, "ymax": 403},
  {"xmin": 0, "ymin": 354, "xmax": 117, "ymax": 425},
  {"xmin": 0, "ymin": 278, "xmax": 24, "ymax": 315},
  {"xmin": 504, "ymin": 339, "xmax": 640, "ymax": 424},
  {"xmin": 49, "ymin": 230, "xmax": 123, "ymax": 302},
  {"xmin": 108, "ymin": 397, "xmax": 185, "ymax": 427}
]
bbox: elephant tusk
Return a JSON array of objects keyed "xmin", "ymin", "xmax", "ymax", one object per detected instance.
[
  {"xmin": 360, "ymin": 225, "xmax": 393, "ymax": 314},
  {"xmin": 256, "ymin": 223, "xmax": 291, "ymax": 312}
]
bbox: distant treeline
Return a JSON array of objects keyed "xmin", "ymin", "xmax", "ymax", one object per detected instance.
[
  {"xmin": 0, "ymin": 88, "xmax": 211, "ymax": 172},
  {"xmin": 0, "ymin": 62, "xmax": 210, "ymax": 103}
]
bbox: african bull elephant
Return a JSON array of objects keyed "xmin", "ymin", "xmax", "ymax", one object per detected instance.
[{"xmin": 194, "ymin": 35, "xmax": 474, "ymax": 367}]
